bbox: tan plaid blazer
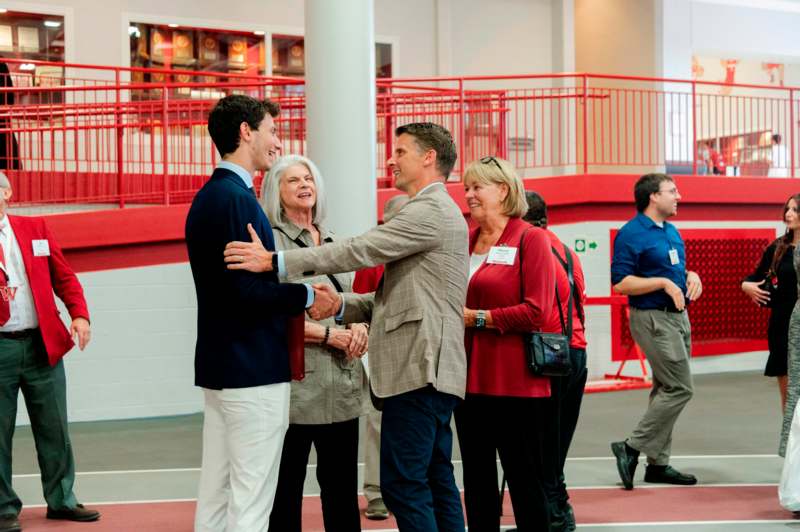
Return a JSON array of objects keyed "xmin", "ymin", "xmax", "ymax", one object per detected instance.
[{"xmin": 282, "ymin": 182, "xmax": 469, "ymax": 398}]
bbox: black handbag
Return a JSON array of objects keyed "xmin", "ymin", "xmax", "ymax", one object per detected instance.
[{"xmin": 520, "ymin": 230, "xmax": 574, "ymax": 377}]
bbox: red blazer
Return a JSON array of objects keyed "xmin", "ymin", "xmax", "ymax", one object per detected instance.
[
  {"xmin": 465, "ymin": 217, "xmax": 555, "ymax": 398},
  {"xmin": 8, "ymin": 215, "xmax": 89, "ymax": 366},
  {"xmin": 544, "ymin": 229, "xmax": 588, "ymax": 350}
]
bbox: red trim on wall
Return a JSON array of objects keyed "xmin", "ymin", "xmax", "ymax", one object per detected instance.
[
  {"xmin": 65, "ymin": 241, "xmax": 188, "ymax": 273},
  {"xmin": 28, "ymin": 174, "xmax": 797, "ymax": 273}
]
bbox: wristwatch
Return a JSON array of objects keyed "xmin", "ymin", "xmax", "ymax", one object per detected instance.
[
  {"xmin": 271, "ymin": 252, "xmax": 279, "ymax": 272},
  {"xmin": 475, "ymin": 310, "xmax": 487, "ymax": 329}
]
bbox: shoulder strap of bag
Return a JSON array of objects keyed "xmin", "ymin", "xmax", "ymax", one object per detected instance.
[
  {"xmin": 520, "ymin": 228, "xmax": 566, "ymax": 335},
  {"xmin": 274, "ymin": 226, "xmax": 344, "ymax": 293},
  {"xmin": 552, "ymin": 243, "xmax": 584, "ymax": 326}
]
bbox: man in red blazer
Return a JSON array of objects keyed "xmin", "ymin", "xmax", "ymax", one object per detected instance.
[{"xmin": 0, "ymin": 172, "xmax": 98, "ymax": 532}]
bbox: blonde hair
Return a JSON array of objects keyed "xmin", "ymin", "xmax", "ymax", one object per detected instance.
[{"xmin": 463, "ymin": 157, "xmax": 528, "ymax": 217}]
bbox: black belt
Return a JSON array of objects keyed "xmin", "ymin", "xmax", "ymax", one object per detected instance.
[
  {"xmin": 636, "ymin": 307, "xmax": 684, "ymax": 314},
  {"xmin": 0, "ymin": 328, "xmax": 39, "ymax": 340}
]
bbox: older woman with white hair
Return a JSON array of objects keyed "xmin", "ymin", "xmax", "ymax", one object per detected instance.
[{"xmin": 263, "ymin": 155, "xmax": 370, "ymax": 532}]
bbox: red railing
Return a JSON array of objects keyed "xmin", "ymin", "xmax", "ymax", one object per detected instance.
[{"xmin": 0, "ymin": 58, "xmax": 797, "ymax": 207}]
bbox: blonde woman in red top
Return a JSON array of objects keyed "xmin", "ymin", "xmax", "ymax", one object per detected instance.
[{"xmin": 456, "ymin": 156, "xmax": 557, "ymax": 531}]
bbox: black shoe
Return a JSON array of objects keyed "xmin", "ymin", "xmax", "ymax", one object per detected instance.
[
  {"xmin": 644, "ymin": 465, "xmax": 697, "ymax": 485},
  {"xmin": 46, "ymin": 503, "xmax": 100, "ymax": 522},
  {"xmin": 563, "ymin": 502, "xmax": 576, "ymax": 531},
  {"xmin": 0, "ymin": 514, "xmax": 20, "ymax": 532},
  {"xmin": 611, "ymin": 440, "xmax": 638, "ymax": 490}
]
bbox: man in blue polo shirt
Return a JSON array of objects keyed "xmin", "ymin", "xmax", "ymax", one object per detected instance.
[{"xmin": 609, "ymin": 173, "xmax": 703, "ymax": 490}]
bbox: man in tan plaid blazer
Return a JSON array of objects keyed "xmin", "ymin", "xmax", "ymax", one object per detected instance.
[{"xmin": 226, "ymin": 123, "xmax": 469, "ymax": 531}]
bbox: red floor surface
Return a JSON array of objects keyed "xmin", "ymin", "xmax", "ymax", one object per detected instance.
[{"xmin": 15, "ymin": 486, "xmax": 794, "ymax": 531}]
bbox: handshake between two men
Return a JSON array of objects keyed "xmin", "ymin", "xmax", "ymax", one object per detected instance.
[{"xmin": 225, "ymin": 224, "xmax": 367, "ymax": 359}]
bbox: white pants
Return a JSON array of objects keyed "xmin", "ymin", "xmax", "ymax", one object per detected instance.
[{"xmin": 194, "ymin": 383, "xmax": 290, "ymax": 532}]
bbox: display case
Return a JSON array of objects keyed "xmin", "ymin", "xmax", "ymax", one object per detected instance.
[
  {"xmin": 0, "ymin": 10, "xmax": 65, "ymax": 104},
  {"xmin": 698, "ymin": 130, "xmax": 774, "ymax": 176},
  {"xmin": 130, "ymin": 23, "xmax": 266, "ymax": 99},
  {"xmin": 271, "ymin": 35, "xmax": 392, "ymax": 80}
]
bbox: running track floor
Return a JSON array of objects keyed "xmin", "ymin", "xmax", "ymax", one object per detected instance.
[{"xmin": 8, "ymin": 371, "xmax": 799, "ymax": 530}]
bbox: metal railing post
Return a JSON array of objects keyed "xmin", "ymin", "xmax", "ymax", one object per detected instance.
[
  {"xmin": 458, "ymin": 78, "xmax": 466, "ymax": 178},
  {"xmin": 791, "ymin": 88, "xmax": 796, "ymax": 178},
  {"xmin": 162, "ymin": 85, "xmax": 170, "ymax": 205},
  {"xmin": 582, "ymin": 74, "xmax": 588, "ymax": 174},
  {"xmin": 115, "ymin": 70, "xmax": 125, "ymax": 208},
  {"xmin": 384, "ymin": 85, "xmax": 393, "ymax": 179},
  {"xmin": 691, "ymin": 80, "xmax": 697, "ymax": 175}
]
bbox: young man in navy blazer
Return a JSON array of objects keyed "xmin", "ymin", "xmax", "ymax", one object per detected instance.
[{"xmin": 186, "ymin": 95, "xmax": 339, "ymax": 532}]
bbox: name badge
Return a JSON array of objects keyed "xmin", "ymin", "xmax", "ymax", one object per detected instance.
[
  {"xmin": 32, "ymin": 239, "xmax": 50, "ymax": 257},
  {"xmin": 487, "ymin": 246, "xmax": 517, "ymax": 265},
  {"xmin": 668, "ymin": 248, "xmax": 679, "ymax": 265},
  {"xmin": 0, "ymin": 286, "xmax": 17, "ymax": 302}
]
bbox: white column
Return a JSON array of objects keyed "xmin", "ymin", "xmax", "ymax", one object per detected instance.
[
  {"xmin": 304, "ymin": 0, "xmax": 377, "ymax": 237},
  {"xmin": 552, "ymin": 0, "xmax": 576, "ymax": 176},
  {"xmin": 435, "ymin": 0, "xmax": 453, "ymax": 77}
]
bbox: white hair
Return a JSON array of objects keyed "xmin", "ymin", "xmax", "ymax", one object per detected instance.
[
  {"xmin": 0, "ymin": 172, "xmax": 9, "ymax": 189},
  {"xmin": 260, "ymin": 155, "xmax": 327, "ymax": 226}
]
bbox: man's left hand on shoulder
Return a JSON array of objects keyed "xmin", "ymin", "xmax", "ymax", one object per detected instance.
[
  {"xmin": 224, "ymin": 223, "xmax": 274, "ymax": 273},
  {"xmin": 70, "ymin": 317, "xmax": 91, "ymax": 350},
  {"xmin": 686, "ymin": 271, "xmax": 702, "ymax": 302}
]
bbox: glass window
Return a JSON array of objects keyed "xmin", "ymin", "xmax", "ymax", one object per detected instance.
[
  {"xmin": 271, "ymin": 35, "xmax": 392, "ymax": 79},
  {"xmin": 130, "ymin": 22, "xmax": 266, "ymax": 99},
  {"xmin": 0, "ymin": 11, "xmax": 65, "ymax": 105}
]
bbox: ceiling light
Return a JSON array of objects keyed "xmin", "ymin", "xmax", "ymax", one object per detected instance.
[
  {"xmin": 44, "ymin": 20, "xmax": 61, "ymax": 28},
  {"xmin": 168, "ymin": 23, "xmax": 179, "ymax": 28},
  {"xmin": 0, "ymin": 9, "xmax": 7, "ymax": 14},
  {"xmin": 253, "ymin": 30, "xmax": 265, "ymax": 36},
  {"xmin": 19, "ymin": 63, "xmax": 35, "ymax": 71}
]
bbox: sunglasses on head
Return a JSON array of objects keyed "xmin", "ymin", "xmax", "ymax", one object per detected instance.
[{"xmin": 480, "ymin": 156, "xmax": 504, "ymax": 173}]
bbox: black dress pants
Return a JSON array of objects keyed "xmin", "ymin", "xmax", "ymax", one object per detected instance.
[
  {"xmin": 268, "ymin": 418, "xmax": 361, "ymax": 532},
  {"xmin": 542, "ymin": 348, "xmax": 588, "ymax": 524},
  {"xmin": 455, "ymin": 394, "xmax": 550, "ymax": 532}
]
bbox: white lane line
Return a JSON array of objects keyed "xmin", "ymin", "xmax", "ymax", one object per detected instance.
[
  {"xmin": 566, "ymin": 454, "xmax": 780, "ymax": 461},
  {"xmin": 578, "ymin": 519, "xmax": 799, "ymax": 527},
  {"xmin": 12, "ymin": 467, "xmax": 200, "ymax": 479},
  {"xmin": 568, "ymin": 482, "xmax": 778, "ymax": 490},
  {"xmin": 9, "ymin": 454, "xmax": 781, "ymax": 479}
]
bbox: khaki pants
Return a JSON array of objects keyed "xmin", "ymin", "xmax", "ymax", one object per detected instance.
[
  {"xmin": 363, "ymin": 406, "xmax": 382, "ymax": 502},
  {"xmin": 627, "ymin": 308, "xmax": 694, "ymax": 466}
]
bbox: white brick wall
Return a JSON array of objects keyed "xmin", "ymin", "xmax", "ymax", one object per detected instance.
[{"xmin": 16, "ymin": 263, "xmax": 201, "ymax": 425}]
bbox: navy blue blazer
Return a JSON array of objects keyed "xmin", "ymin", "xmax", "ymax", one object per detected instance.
[{"xmin": 185, "ymin": 168, "xmax": 308, "ymax": 389}]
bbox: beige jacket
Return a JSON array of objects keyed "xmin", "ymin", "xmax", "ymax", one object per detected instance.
[
  {"xmin": 273, "ymin": 220, "xmax": 368, "ymax": 424},
  {"xmin": 282, "ymin": 182, "xmax": 469, "ymax": 399}
]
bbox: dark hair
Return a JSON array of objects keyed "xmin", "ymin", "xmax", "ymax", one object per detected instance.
[
  {"xmin": 522, "ymin": 190, "xmax": 548, "ymax": 228},
  {"xmin": 208, "ymin": 95, "xmax": 280, "ymax": 157},
  {"xmin": 634, "ymin": 173, "xmax": 673, "ymax": 213},
  {"xmin": 770, "ymin": 193, "xmax": 800, "ymax": 274},
  {"xmin": 395, "ymin": 122, "xmax": 457, "ymax": 179},
  {"xmin": 773, "ymin": 134, "xmax": 782, "ymax": 145}
]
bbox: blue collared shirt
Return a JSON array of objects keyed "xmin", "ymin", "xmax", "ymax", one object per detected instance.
[
  {"xmin": 217, "ymin": 161, "xmax": 254, "ymax": 190},
  {"xmin": 216, "ymin": 161, "xmax": 314, "ymax": 308},
  {"xmin": 611, "ymin": 213, "xmax": 687, "ymax": 310}
]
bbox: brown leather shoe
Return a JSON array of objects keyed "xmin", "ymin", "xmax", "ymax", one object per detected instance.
[
  {"xmin": 46, "ymin": 504, "xmax": 100, "ymax": 522},
  {"xmin": 0, "ymin": 514, "xmax": 20, "ymax": 532}
]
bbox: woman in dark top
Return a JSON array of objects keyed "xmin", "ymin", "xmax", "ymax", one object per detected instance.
[{"xmin": 742, "ymin": 193, "xmax": 800, "ymax": 410}]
